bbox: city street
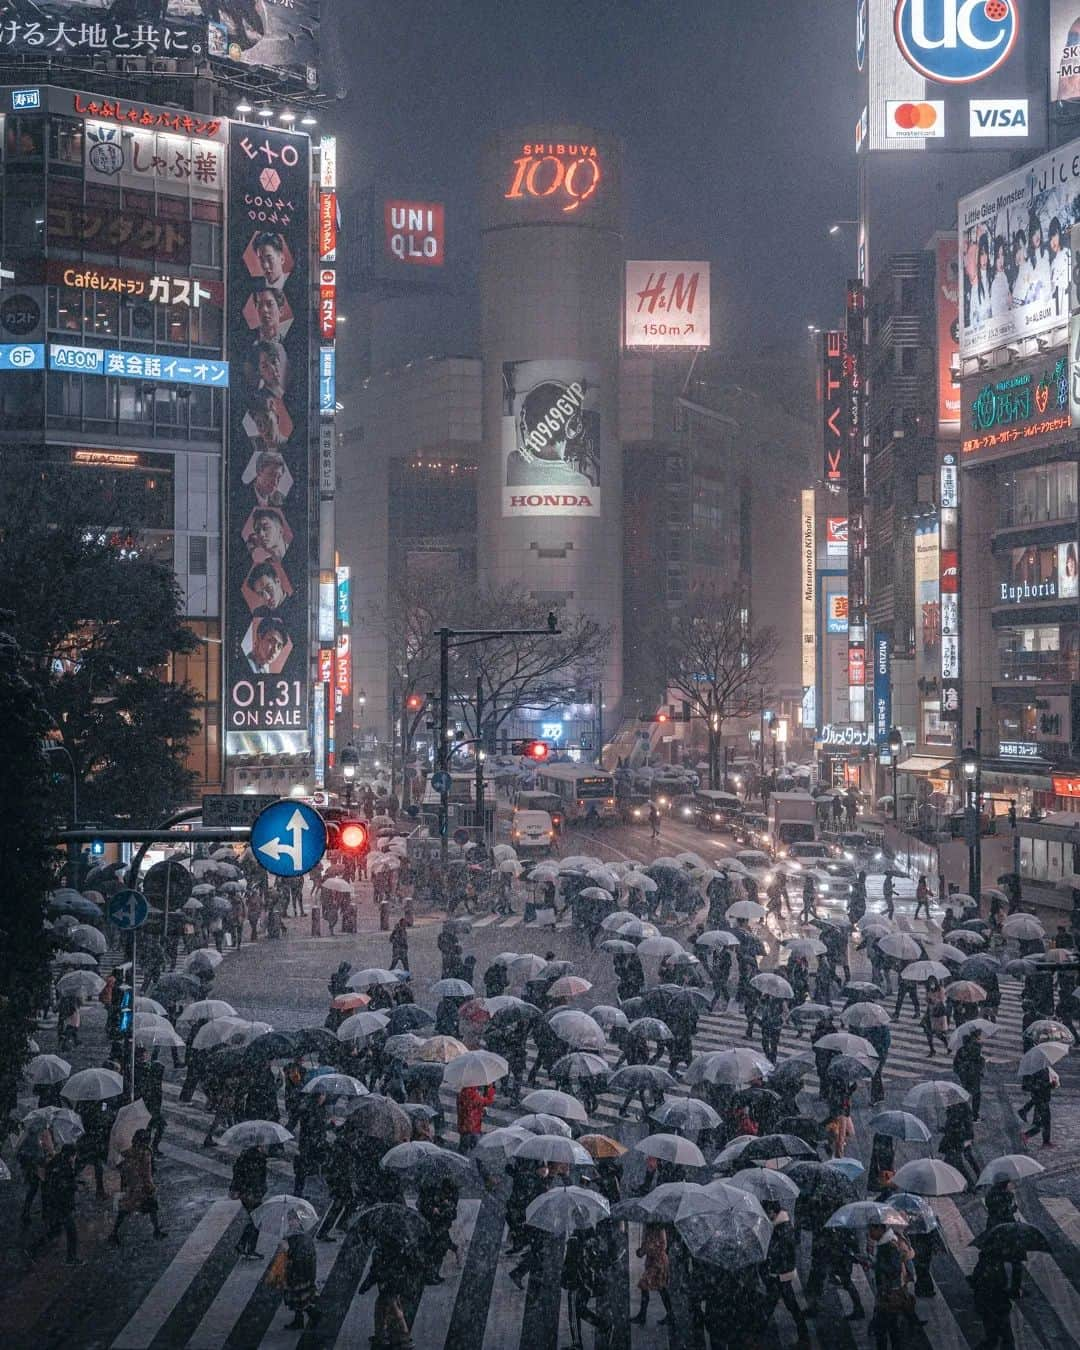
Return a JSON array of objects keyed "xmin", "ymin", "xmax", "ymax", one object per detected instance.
[{"xmin": 8, "ymin": 816, "xmax": 1080, "ymax": 1349}]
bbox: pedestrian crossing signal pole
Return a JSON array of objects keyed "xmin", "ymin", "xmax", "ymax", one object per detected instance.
[{"xmin": 120, "ymin": 938, "xmax": 136, "ymax": 1103}]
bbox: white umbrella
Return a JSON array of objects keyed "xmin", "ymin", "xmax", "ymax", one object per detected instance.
[
  {"xmin": 615, "ymin": 919, "xmax": 661, "ymax": 940},
  {"xmin": 750, "ymin": 973, "xmax": 795, "ymax": 1000},
  {"xmin": 184, "ymin": 947, "xmax": 225, "ymax": 970},
  {"xmin": 192, "ymin": 1016, "xmax": 252, "ymax": 1050},
  {"xmin": 430, "ymin": 979, "xmax": 475, "ymax": 998},
  {"xmin": 379, "ymin": 1140, "xmax": 476, "ymax": 1184},
  {"xmin": 729, "ymin": 1167, "xmax": 801, "ymax": 1206},
  {"xmin": 135, "ymin": 997, "xmax": 167, "ymax": 1016},
  {"xmin": 1025, "ymin": 1019, "xmax": 1074, "ymax": 1046},
  {"xmin": 56, "ymin": 970, "xmax": 105, "ymax": 999},
  {"xmin": 304, "ymin": 1073, "xmax": 369, "ymax": 1098},
  {"xmin": 252, "ymin": 1195, "xmax": 319, "ymax": 1235},
  {"xmin": 176, "ymin": 999, "xmax": 237, "ymax": 1027},
  {"xmin": 519, "ymin": 1089, "xmax": 589, "ymax": 1123},
  {"xmin": 61, "ymin": 1067, "xmax": 124, "ymax": 1102},
  {"xmin": 879, "ymin": 934, "xmax": 923, "ymax": 962},
  {"xmin": 321, "ymin": 877, "xmax": 353, "ymax": 893},
  {"xmin": 217, "ymin": 1120, "xmax": 294, "ymax": 1149},
  {"xmin": 336, "ymin": 1011, "xmax": 390, "ymax": 1043},
  {"xmin": 473, "ymin": 1126, "xmax": 533, "ymax": 1167},
  {"xmin": 509, "ymin": 954, "xmax": 548, "ymax": 981},
  {"xmin": 634, "ymin": 1133, "xmax": 707, "ymax": 1168},
  {"xmin": 947, "ymin": 1020, "xmax": 998, "ymax": 1052},
  {"xmin": 1018, "ymin": 1043, "xmax": 1069, "ymax": 1076},
  {"xmin": 841, "ymin": 1002, "xmax": 891, "ymax": 1029},
  {"xmin": 27, "ymin": 1054, "xmax": 71, "ymax": 1086},
  {"xmin": 726, "ymin": 900, "xmax": 766, "ymax": 922},
  {"xmin": 526, "ymin": 1186, "xmax": 610, "ymax": 1235},
  {"xmin": 814, "ymin": 1032, "xmax": 878, "ymax": 1061},
  {"xmin": 588, "ymin": 1005, "xmax": 629, "ymax": 1031},
  {"xmin": 108, "ymin": 1100, "xmax": 151, "ymax": 1166},
  {"xmin": 547, "ymin": 1010, "xmax": 607, "ymax": 1051},
  {"xmin": 903, "ymin": 1081, "xmax": 971, "ymax": 1116},
  {"xmin": 442, "ymin": 1050, "xmax": 509, "ymax": 1090},
  {"xmin": 867, "ymin": 1110, "xmax": 932, "ymax": 1143},
  {"xmin": 514, "ymin": 1113, "xmax": 573, "ymax": 1138},
  {"xmin": 53, "ymin": 950, "xmax": 98, "ymax": 969},
  {"xmin": 976, "ymin": 1155, "xmax": 1046, "ymax": 1187},
  {"xmin": 513, "ymin": 1133, "xmax": 593, "ymax": 1167},
  {"xmin": 901, "ymin": 961, "xmax": 951, "ymax": 984},
  {"xmin": 696, "ymin": 930, "xmax": 740, "ymax": 949},
  {"xmin": 492, "ymin": 845, "xmax": 518, "ymax": 862},
  {"xmin": 623, "ymin": 873, "xmax": 658, "ymax": 893},
  {"xmin": 636, "ymin": 936, "xmax": 686, "ymax": 960},
  {"xmin": 685, "ymin": 1049, "xmax": 773, "ymax": 1087},
  {"xmin": 347, "ymin": 968, "xmax": 401, "ymax": 989},
  {"xmin": 890, "ymin": 1159, "xmax": 967, "ymax": 1196},
  {"xmin": 135, "ymin": 1022, "xmax": 184, "ymax": 1050},
  {"xmin": 1002, "ymin": 914, "xmax": 1046, "ymax": 941}
]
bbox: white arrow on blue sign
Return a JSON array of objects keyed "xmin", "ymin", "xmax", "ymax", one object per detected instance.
[
  {"xmin": 107, "ymin": 889, "xmax": 150, "ymax": 931},
  {"xmin": 250, "ymin": 800, "xmax": 327, "ymax": 878},
  {"xmin": 431, "ymin": 770, "xmax": 453, "ymax": 794}
]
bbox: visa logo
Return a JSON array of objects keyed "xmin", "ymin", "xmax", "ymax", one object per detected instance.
[{"xmin": 969, "ymin": 99, "xmax": 1028, "ymax": 136}]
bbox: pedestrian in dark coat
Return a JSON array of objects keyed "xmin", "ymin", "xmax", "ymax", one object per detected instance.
[
  {"xmin": 315, "ymin": 1132, "xmax": 355, "ymax": 1240},
  {"xmin": 418, "ymin": 1178, "xmax": 459, "ymax": 1284},
  {"xmin": 231, "ymin": 1145, "xmax": 267, "ymax": 1257},
  {"xmin": 968, "ymin": 1252, "xmax": 1015, "ymax": 1348},
  {"xmin": 134, "ymin": 1047, "xmax": 166, "ymax": 1152},
  {"xmin": 293, "ymin": 1092, "xmax": 328, "ymax": 1196},
  {"xmin": 25, "ymin": 1144, "xmax": 80, "ymax": 1266},
  {"xmin": 282, "ymin": 1224, "xmax": 321, "ymax": 1330},
  {"xmin": 953, "ymin": 1028, "xmax": 985, "ymax": 1120},
  {"xmin": 110, "ymin": 1130, "xmax": 166, "ymax": 1245},
  {"xmin": 939, "ymin": 1100, "xmax": 980, "ymax": 1188},
  {"xmin": 1021, "ymin": 1065, "xmax": 1057, "ymax": 1147},
  {"xmin": 761, "ymin": 1201, "xmax": 810, "ymax": 1346},
  {"xmin": 389, "ymin": 918, "xmax": 410, "ymax": 972}
]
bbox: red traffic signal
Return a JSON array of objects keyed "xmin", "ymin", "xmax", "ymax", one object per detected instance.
[
  {"xmin": 339, "ymin": 821, "xmax": 369, "ymax": 853},
  {"xmin": 405, "ymin": 693, "xmax": 424, "ymax": 712},
  {"xmin": 512, "ymin": 739, "xmax": 551, "ymax": 761}
]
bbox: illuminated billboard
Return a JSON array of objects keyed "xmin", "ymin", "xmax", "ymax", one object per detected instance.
[
  {"xmin": 384, "ymin": 202, "xmax": 446, "ymax": 268},
  {"xmin": 860, "ymin": 0, "xmax": 1046, "ymax": 152},
  {"xmin": 959, "ymin": 140, "xmax": 1080, "ymax": 359},
  {"xmin": 225, "ymin": 123, "xmax": 311, "ymax": 758},
  {"xmin": 0, "ymin": 2, "xmax": 201, "ymax": 57},
  {"xmin": 961, "ymin": 354, "xmax": 1070, "ymax": 458},
  {"xmin": 483, "ymin": 130, "xmax": 621, "ymax": 231},
  {"xmin": 205, "ymin": 0, "xmax": 320, "ymax": 85},
  {"xmin": 624, "ymin": 262, "xmax": 710, "ymax": 349},
  {"xmin": 823, "ymin": 331, "xmax": 846, "ymax": 488},
  {"xmin": 501, "ymin": 360, "xmax": 603, "ymax": 518},
  {"xmin": 1052, "ymin": 1, "xmax": 1080, "ymax": 102},
  {"xmin": 801, "ymin": 492, "xmax": 816, "ymax": 688},
  {"xmin": 935, "ymin": 234, "xmax": 961, "ymax": 433}
]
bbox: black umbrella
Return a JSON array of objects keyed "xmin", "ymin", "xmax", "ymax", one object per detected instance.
[
  {"xmin": 842, "ymin": 982, "xmax": 883, "ymax": 1000},
  {"xmin": 957, "ymin": 919, "xmax": 990, "ymax": 933},
  {"xmin": 734, "ymin": 932, "xmax": 765, "ymax": 957},
  {"xmin": 244, "ymin": 1030, "xmax": 297, "ymax": 1061},
  {"xmin": 202, "ymin": 1045, "xmax": 248, "ymax": 1082},
  {"xmin": 385, "ymin": 1005, "xmax": 436, "ymax": 1035},
  {"xmin": 732, "ymin": 1086, "xmax": 781, "ymax": 1115},
  {"xmin": 738, "ymin": 1133, "xmax": 818, "ymax": 1163},
  {"xmin": 151, "ymin": 972, "xmax": 201, "ymax": 1000},
  {"xmin": 785, "ymin": 1161, "xmax": 859, "ymax": 1213},
  {"xmin": 826, "ymin": 1054, "xmax": 874, "ymax": 1083},
  {"xmin": 971, "ymin": 1222, "xmax": 1052, "ymax": 1259},
  {"xmin": 351, "ymin": 1202, "xmax": 430, "ymax": 1250},
  {"xmin": 292, "ymin": 1027, "xmax": 342, "ymax": 1057},
  {"xmin": 619, "ymin": 997, "xmax": 645, "ymax": 1020},
  {"xmin": 958, "ymin": 955, "xmax": 1000, "ymax": 983}
]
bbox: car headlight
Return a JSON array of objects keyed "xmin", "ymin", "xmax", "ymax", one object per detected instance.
[
  {"xmin": 844, "ymin": 851, "xmax": 854, "ymax": 861},
  {"xmin": 714, "ymin": 814, "xmax": 722, "ymax": 823},
  {"xmin": 874, "ymin": 852, "xmax": 883, "ymax": 860},
  {"xmin": 683, "ymin": 807, "xmax": 693, "ymax": 818},
  {"xmin": 820, "ymin": 883, "xmax": 829, "ymax": 893}
]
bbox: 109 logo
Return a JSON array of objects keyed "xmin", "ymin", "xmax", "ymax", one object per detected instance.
[{"xmin": 893, "ymin": 0, "xmax": 1018, "ymax": 84}]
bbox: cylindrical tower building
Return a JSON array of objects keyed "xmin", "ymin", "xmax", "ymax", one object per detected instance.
[{"xmin": 478, "ymin": 127, "xmax": 624, "ymax": 718}]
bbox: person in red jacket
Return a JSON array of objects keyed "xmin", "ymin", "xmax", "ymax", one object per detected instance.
[{"xmin": 457, "ymin": 1085, "xmax": 494, "ymax": 1154}]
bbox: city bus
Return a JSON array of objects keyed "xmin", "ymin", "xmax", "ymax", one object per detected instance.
[{"xmin": 534, "ymin": 762, "xmax": 618, "ymax": 824}]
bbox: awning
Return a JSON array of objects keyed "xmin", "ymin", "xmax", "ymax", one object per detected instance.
[{"xmin": 897, "ymin": 755, "xmax": 953, "ymax": 774}]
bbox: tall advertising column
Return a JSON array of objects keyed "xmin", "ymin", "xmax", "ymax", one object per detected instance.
[{"xmin": 478, "ymin": 129, "xmax": 624, "ymax": 713}]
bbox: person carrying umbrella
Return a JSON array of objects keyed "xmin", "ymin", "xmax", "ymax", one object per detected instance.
[
  {"xmin": 563, "ymin": 1228, "xmax": 611, "ymax": 1346},
  {"xmin": 805, "ymin": 1223, "xmax": 864, "ymax": 1321},
  {"xmin": 228, "ymin": 891, "xmax": 246, "ymax": 950},
  {"xmin": 231, "ymin": 1144, "xmax": 267, "ymax": 1257},
  {"xmin": 760, "ymin": 1199, "xmax": 810, "ymax": 1347},
  {"xmin": 75, "ymin": 1100, "xmax": 111, "ymax": 1200},
  {"xmin": 813, "ymin": 954, "xmax": 838, "ymax": 1007},
  {"xmin": 939, "ymin": 1100, "xmax": 980, "ymax": 1189},
  {"xmin": 631, "ymin": 1220, "xmax": 672, "ymax": 1326},
  {"xmin": 56, "ymin": 990, "xmax": 80, "ymax": 1053},
  {"xmin": 506, "ymin": 1158, "xmax": 549, "ymax": 1257},
  {"xmin": 984, "ymin": 1179, "xmax": 1025, "ymax": 1299},
  {"xmin": 293, "ymin": 1090, "xmax": 328, "ymax": 1196},
  {"xmin": 706, "ymin": 869, "xmax": 731, "ymax": 928},
  {"xmin": 456, "ymin": 1083, "xmax": 494, "ymax": 1153},
  {"xmin": 706, "ymin": 944, "xmax": 733, "ymax": 1011},
  {"xmin": 134, "ymin": 1046, "xmax": 166, "ymax": 1153},
  {"xmin": 863, "ymin": 1020, "xmax": 891, "ymax": 1106},
  {"xmin": 281, "ymin": 1210, "xmax": 321, "ymax": 1330},
  {"xmin": 848, "ymin": 871, "xmax": 868, "ymax": 926},
  {"xmin": 759, "ymin": 994, "xmax": 785, "ymax": 1064},
  {"xmin": 892, "ymin": 967, "xmax": 920, "ymax": 1022},
  {"xmin": 1020, "ymin": 1064, "xmax": 1057, "ymax": 1148},
  {"xmin": 868, "ymin": 1229, "xmax": 912, "ymax": 1348},
  {"xmin": 418, "ymin": 1176, "xmax": 459, "ymax": 1285},
  {"xmin": 24, "ymin": 1142, "xmax": 81, "ymax": 1268},
  {"xmin": 953, "ymin": 1027, "xmax": 986, "ymax": 1120},
  {"xmin": 110, "ymin": 1129, "xmax": 167, "ymax": 1245},
  {"xmin": 921, "ymin": 976, "xmax": 949, "ymax": 1056},
  {"xmin": 821, "ymin": 922, "xmax": 852, "ymax": 986},
  {"xmin": 968, "ymin": 1250, "xmax": 1015, "ymax": 1348}
]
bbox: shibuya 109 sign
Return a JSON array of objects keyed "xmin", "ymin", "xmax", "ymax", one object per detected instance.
[
  {"xmin": 485, "ymin": 130, "xmax": 620, "ymax": 231},
  {"xmin": 505, "ymin": 141, "xmax": 601, "ymax": 213}
]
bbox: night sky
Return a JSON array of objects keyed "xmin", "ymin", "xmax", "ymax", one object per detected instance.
[{"xmin": 326, "ymin": 0, "xmax": 858, "ymax": 369}]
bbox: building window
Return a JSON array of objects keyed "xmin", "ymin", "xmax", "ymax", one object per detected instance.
[
  {"xmin": 999, "ymin": 461, "xmax": 1078, "ymax": 528},
  {"xmin": 49, "ymin": 117, "xmax": 84, "ymax": 166},
  {"xmin": 997, "ymin": 624, "xmax": 1080, "ymax": 683}
]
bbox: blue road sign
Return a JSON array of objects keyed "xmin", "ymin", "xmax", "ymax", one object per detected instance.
[
  {"xmin": 108, "ymin": 889, "xmax": 150, "ymax": 931},
  {"xmin": 251, "ymin": 800, "xmax": 327, "ymax": 877},
  {"xmin": 431, "ymin": 770, "xmax": 453, "ymax": 794},
  {"xmin": 453, "ymin": 828, "xmax": 471, "ymax": 847}
]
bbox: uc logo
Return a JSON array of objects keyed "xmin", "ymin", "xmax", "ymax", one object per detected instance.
[{"xmin": 894, "ymin": 0, "xmax": 1018, "ymax": 84}]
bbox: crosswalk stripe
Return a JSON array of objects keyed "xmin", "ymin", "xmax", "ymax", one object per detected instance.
[
  {"xmin": 110, "ymin": 1199, "xmax": 240, "ymax": 1349},
  {"xmin": 472, "ymin": 915, "xmax": 499, "ymax": 928},
  {"xmin": 499, "ymin": 916, "xmax": 523, "ymax": 928},
  {"xmin": 258, "ymin": 1239, "xmax": 341, "ymax": 1349},
  {"xmin": 187, "ymin": 1244, "xmax": 276, "ymax": 1349},
  {"xmin": 408, "ymin": 1198, "xmax": 482, "ymax": 1349}
]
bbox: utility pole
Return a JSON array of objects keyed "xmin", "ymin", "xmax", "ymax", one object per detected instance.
[
  {"xmin": 596, "ymin": 681, "xmax": 603, "ymax": 767},
  {"xmin": 475, "ymin": 675, "xmax": 486, "ymax": 851},
  {"xmin": 438, "ymin": 627, "xmax": 450, "ymax": 865}
]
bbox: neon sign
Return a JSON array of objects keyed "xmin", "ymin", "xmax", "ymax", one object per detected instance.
[
  {"xmin": 963, "ymin": 358, "xmax": 1070, "ymax": 455},
  {"xmin": 504, "ymin": 143, "xmax": 601, "ymax": 214}
]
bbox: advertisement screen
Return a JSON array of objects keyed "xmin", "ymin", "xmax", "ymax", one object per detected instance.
[
  {"xmin": 914, "ymin": 518, "xmax": 940, "ymax": 677},
  {"xmin": 826, "ymin": 517, "xmax": 849, "ymax": 558},
  {"xmin": 935, "ymin": 234, "xmax": 961, "ymax": 433},
  {"xmin": 501, "ymin": 360, "xmax": 603, "ymax": 517},
  {"xmin": 823, "ymin": 330, "xmax": 846, "ymax": 488},
  {"xmin": 205, "ymin": 0, "xmax": 319, "ymax": 83},
  {"xmin": 225, "ymin": 123, "xmax": 311, "ymax": 756},
  {"xmin": 1052, "ymin": 1, "xmax": 1080, "ymax": 102},
  {"xmin": 862, "ymin": 0, "xmax": 1046, "ymax": 152},
  {"xmin": 827, "ymin": 593, "xmax": 849, "ymax": 635},
  {"xmin": 624, "ymin": 261, "xmax": 711, "ymax": 349},
  {"xmin": 384, "ymin": 201, "xmax": 446, "ymax": 268},
  {"xmin": 960, "ymin": 140, "xmax": 1080, "ymax": 359},
  {"xmin": 801, "ymin": 492, "xmax": 815, "ymax": 688}
]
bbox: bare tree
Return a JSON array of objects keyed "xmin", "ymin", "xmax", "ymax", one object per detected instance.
[{"xmin": 661, "ymin": 591, "xmax": 779, "ymax": 789}]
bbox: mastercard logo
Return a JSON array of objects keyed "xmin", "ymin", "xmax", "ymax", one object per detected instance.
[
  {"xmin": 885, "ymin": 99, "xmax": 945, "ymax": 137},
  {"xmin": 892, "ymin": 102, "xmax": 938, "ymax": 130}
]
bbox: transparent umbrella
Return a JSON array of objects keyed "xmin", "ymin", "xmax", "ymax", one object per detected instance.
[
  {"xmin": 134, "ymin": 1022, "xmax": 184, "ymax": 1050},
  {"xmin": 414, "ymin": 1035, "xmax": 467, "ymax": 1064},
  {"xmin": 614, "ymin": 1181, "xmax": 705, "ymax": 1225},
  {"xmin": 252, "ymin": 1195, "xmax": 319, "ymax": 1235},
  {"xmin": 304, "ymin": 1073, "xmax": 368, "ymax": 1098},
  {"xmin": 976, "ymin": 1155, "xmax": 1046, "ymax": 1187},
  {"xmin": 54, "ymin": 951, "xmax": 98, "ymax": 969},
  {"xmin": 903, "ymin": 1081, "xmax": 970, "ymax": 1117},
  {"xmin": 218, "ymin": 1121, "xmax": 294, "ymax": 1149},
  {"xmin": 587, "ymin": 1005, "xmax": 628, "ymax": 1032},
  {"xmin": 867, "ymin": 1110, "xmax": 932, "ymax": 1143},
  {"xmin": 515, "ymin": 1114, "xmax": 573, "ymax": 1138},
  {"xmin": 18, "ymin": 1107, "xmax": 84, "ymax": 1151},
  {"xmin": 61, "ymin": 1067, "xmax": 124, "ymax": 1102},
  {"xmin": 336, "ymin": 1011, "xmax": 390, "ymax": 1043},
  {"xmin": 685, "ymin": 1049, "xmax": 773, "ymax": 1087},
  {"xmin": 750, "ymin": 974, "xmax": 795, "ymax": 1000},
  {"xmin": 526, "ymin": 1186, "xmax": 610, "ymax": 1235},
  {"xmin": 674, "ymin": 1182, "xmax": 772, "ymax": 1269},
  {"xmin": 513, "ymin": 1134, "xmax": 593, "ymax": 1168},
  {"xmin": 651, "ymin": 1098, "xmax": 722, "ymax": 1133},
  {"xmin": 441, "ymin": 1050, "xmax": 508, "ymax": 1089},
  {"xmin": 547, "ymin": 1011, "xmax": 606, "ymax": 1051},
  {"xmin": 1018, "ymin": 1043, "xmax": 1069, "ymax": 1076},
  {"xmin": 728, "ymin": 1167, "xmax": 801, "ymax": 1206},
  {"xmin": 827, "ymin": 1201, "xmax": 910, "ymax": 1229},
  {"xmin": 841, "ymin": 1002, "xmax": 891, "ymax": 1029},
  {"xmin": 519, "ymin": 1089, "xmax": 588, "ymax": 1123},
  {"xmin": 891, "ymin": 1159, "xmax": 967, "ymax": 1196},
  {"xmin": 27, "ymin": 1054, "xmax": 71, "ymax": 1086},
  {"xmin": 380, "ymin": 1140, "xmax": 476, "ymax": 1185},
  {"xmin": 176, "ymin": 999, "xmax": 237, "ymax": 1027},
  {"xmin": 56, "ymin": 970, "xmax": 105, "ymax": 1000},
  {"xmin": 634, "ymin": 1133, "xmax": 706, "ymax": 1168}
]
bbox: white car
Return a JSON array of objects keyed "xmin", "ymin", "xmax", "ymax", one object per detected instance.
[
  {"xmin": 511, "ymin": 809, "xmax": 555, "ymax": 854},
  {"xmin": 734, "ymin": 850, "xmax": 775, "ymax": 886}
]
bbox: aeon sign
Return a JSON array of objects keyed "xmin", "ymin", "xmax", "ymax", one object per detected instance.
[
  {"xmin": 893, "ymin": 0, "xmax": 1018, "ymax": 84},
  {"xmin": 504, "ymin": 142, "xmax": 601, "ymax": 214}
]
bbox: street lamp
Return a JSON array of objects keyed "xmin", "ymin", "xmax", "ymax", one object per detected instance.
[
  {"xmin": 357, "ymin": 689, "xmax": 367, "ymax": 722},
  {"xmin": 829, "ymin": 219, "xmax": 858, "ymax": 235},
  {"xmin": 961, "ymin": 733, "xmax": 981, "ymax": 900},
  {"xmin": 888, "ymin": 727, "xmax": 903, "ymax": 823},
  {"xmin": 340, "ymin": 742, "xmax": 359, "ymax": 808}
]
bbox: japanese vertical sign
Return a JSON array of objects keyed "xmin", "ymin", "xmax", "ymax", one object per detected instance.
[
  {"xmin": 225, "ymin": 123, "xmax": 312, "ymax": 756},
  {"xmin": 845, "ymin": 281, "xmax": 867, "ymax": 726},
  {"xmin": 801, "ymin": 491, "xmax": 816, "ymax": 690},
  {"xmin": 823, "ymin": 330, "xmax": 846, "ymax": 487},
  {"xmin": 874, "ymin": 633, "xmax": 892, "ymax": 747}
]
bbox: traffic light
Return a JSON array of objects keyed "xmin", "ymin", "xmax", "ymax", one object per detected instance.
[
  {"xmin": 339, "ymin": 820, "xmax": 370, "ymax": 854},
  {"xmin": 321, "ymin": 809, "xmax": 371, "ymax": 857},
  {"xmin": 117, "ymin": 984, "xmax": 133, "ymax": 1035},
  {"xmin": 405, "ymin": 693, "xmax": 424, "ymax": 713},
  {"xmin": 512, "ymin": 739, "xmax": 551, "ymax": 761},
  {"xmin": 639, "ymin": 712, "xmax": 670, "ymax": 724}
]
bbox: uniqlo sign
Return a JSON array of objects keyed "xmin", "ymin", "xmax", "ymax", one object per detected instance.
[
  {"xmin": 319, "ymin": 268, "xmax": 336, "ymax": 340},
  {"xmin": 384, "ymin": 200, "xmax": 445, "ymax": 267}
]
